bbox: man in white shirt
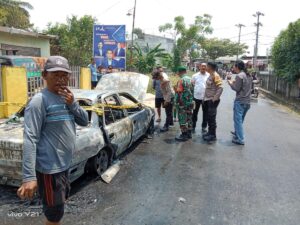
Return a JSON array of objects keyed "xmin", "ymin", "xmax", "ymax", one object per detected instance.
[{"xmin": 191, "ymin": 63, "xmax": 210, "ymax": 133}]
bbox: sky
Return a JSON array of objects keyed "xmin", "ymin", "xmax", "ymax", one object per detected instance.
[{"xmin": 27, "ymin": 0, "xmax": 299, "ymax": 56}]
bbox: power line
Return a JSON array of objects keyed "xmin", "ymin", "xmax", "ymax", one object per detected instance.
[
  {"xmin": 259, "ymin": 42, "xmax": 274, "ymax": 45},
  {"xmin": 239, "ymin": 38, "xmax": 256, "ymax": 42},
  {"xmin": 259, "ymin": 35, "xmax": 276, "ymax": 39},
  {"xmin": 95, "ymin": 1, "xmax": 122, "ymax": 18},
  {"xmin": 223, "ymin": 32, "xmax": 256, "ymax": 40},
  {"xmin": 213, "ymin": 26, "xmax": 233, "ymax": 31}
]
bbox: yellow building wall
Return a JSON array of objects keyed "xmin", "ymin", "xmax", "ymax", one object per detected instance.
[
  {"xmin": 80, "ymin": 67, "xmax": 91, "ymax": 90},
  {"xmin": 0, "ymin": 66, "xmax": 28, "ymax": 118}
]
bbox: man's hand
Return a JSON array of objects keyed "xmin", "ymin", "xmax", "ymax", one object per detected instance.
[
  {"xmin": 58, "ymin": 87, "xmax": 74, "ymax": 105},
  {"xmin": 227, "ymin": 79, "xmax": 234, "ymax": 85},
  {"xmin": 163, "ymin": 101, "xmax": 170, "ymax": 107},
  {"xmin": 17, "ymin": 180, "xmax": 37, "ymax": 200}
]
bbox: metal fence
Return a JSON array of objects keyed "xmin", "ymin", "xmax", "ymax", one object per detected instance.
[
  {"xmin": 259, "ymin": 72, "xmax": 299, "ymax": 100},
  {"xmin": 27, "ymin": 76, "xmax": 44, "ymax": 98},
  {"xmin": 69, "ymin": 65, "xmax": 80, "ymax": 89}
]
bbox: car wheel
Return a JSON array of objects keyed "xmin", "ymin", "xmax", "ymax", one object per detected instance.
[{"xmin": 93, "ymin": 149, "xmax": 109, "ymax": 176}]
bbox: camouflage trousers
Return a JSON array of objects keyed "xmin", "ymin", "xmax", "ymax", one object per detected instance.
[{"xmin": 178, "ymin": 104, "xmax": 193, "ymax": 133}]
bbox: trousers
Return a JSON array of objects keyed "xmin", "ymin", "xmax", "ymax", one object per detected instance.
[
  {"xmin": 178, "ymin": 104, "xmax": 193, "ymax": 132},
  {"xmin": 164, "ymin": 101, "xmax": 174, "ymax": 127},
  {"xmin": 204, "ymin": 100, "xmax": 220, "ymax": 136},
  {"xmin": 233, "ymin": 100, "xmax": 250, "ymax": 143},
  {"xmin": 192, "ymin": 98, "xmax": 208, "ymax": 129}
]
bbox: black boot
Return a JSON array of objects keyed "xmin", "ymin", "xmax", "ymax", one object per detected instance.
[
  {"xmin": 203, "ymin": 134, "xmax": 217, "ymax": 142},
  {"xmin": 160, "ymin": 125, "xmax": 169, "ymax": 132},
  {"xmin": 187, "ymin": 130, "xmax": 192, "ymax": 139},
  {"xmin": 175, "ymin": 132, "xmax": 189, "ymax": 142},
  {"xmin": 202, "ymin": 132, "xmax": 210, "ymax": 139}
]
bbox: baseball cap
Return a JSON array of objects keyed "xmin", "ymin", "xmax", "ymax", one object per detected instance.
[
  {"xmin": 177, "ymin": 66, "xmax": 187, "ymax": 72},
  {"xmin": 44, "ymin": 56, "xmax": 72, "ymax": 73}
]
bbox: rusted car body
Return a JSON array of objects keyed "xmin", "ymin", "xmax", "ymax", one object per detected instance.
[{"xmin": 0, "ymin": 72, "xmax": 154, "ymax": 187}]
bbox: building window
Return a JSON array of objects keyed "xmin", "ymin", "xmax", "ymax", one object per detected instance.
[{"xmin": 1, "ymin": 44, "xmax": 41, "ymax": 57}]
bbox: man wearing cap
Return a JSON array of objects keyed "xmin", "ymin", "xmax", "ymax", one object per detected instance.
[
  {"xmin": 175, "ymin": 66, "xmax": 194, "ymax": 141},
  {"xmin": 17, "ymin": 56, "xmax": 89, "ymax": 225}
]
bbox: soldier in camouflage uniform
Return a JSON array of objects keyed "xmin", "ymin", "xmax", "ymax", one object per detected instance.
[{"xmin": 175, "ymin": 66, "xmax": 194, "ymax": 141}]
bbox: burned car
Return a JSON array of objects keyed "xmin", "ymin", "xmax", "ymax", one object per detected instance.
[{"xmin": 0, "ymin": 72, "xmax": 154, "ymax": 187}]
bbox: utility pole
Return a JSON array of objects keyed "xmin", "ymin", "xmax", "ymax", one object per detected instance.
[
  {"xmin": 253, "ymin": 11, "xmax": 264, "ymax": 71},
  {"xmin": 129, "ymin": 0, "xmax": 137, "ymax": 71},
  {"xmin": 235, "ymin": 24, "xmax": 245, "ymax": 60}
]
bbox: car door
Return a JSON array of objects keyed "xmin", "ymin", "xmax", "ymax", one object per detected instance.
[
  {"xmin": 118, "ymin": 93, "xmax": 149, "ymax": 143},
  {"xmin": 72, "ymin": 111, "xmax": 105, "ymax": 165},
  {"xmin": 102, "ymin": 94, "xmax": 132, "ymax": 156}
]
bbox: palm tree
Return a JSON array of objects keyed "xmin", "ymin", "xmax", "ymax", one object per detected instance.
[
  {"xmin": 0, "ymin": 0, "xmax": 34, "ymax": 28},
  {"xmin": 132, "ymin": 43, "xmax": 169, "ymax": 74},
  {"xmin": 0, "ymin": 0, "xmax": 33, "ymax": 12}
]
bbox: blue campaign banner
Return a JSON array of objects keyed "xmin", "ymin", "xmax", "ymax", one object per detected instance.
[{"xmin": 93, "ymin": 25, "xmax": 126, "ymax": 71}]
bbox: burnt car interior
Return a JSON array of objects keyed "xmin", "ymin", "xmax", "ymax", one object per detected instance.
[
  {"xmin": 119, "ymin": 93, "xmax": 143, "ymax": 115},
  {"xmin": 103, "ymin": 95, "xmax": 125, "ymax": 125},
  {"xmin": 77, "ymin": 99, "xmax": 93, "ymax": 123}
]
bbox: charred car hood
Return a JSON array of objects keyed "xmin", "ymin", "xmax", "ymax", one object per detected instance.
[
  {"xmin": 0, "ymin": 120, "xmax": 90, "ymax": 148},
  {"xmin": 95, "ymin": 72, "xmax": 149, "ymax": 102}
]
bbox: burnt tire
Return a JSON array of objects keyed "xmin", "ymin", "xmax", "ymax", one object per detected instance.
[{"xmin": 92, "ymin": 149, "xmax": 109, "ymax": 176}]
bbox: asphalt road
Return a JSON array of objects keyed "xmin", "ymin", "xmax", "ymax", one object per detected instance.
[{"xmin": 1, "ymin": 83, "xmax": 300, "ymax": 225}]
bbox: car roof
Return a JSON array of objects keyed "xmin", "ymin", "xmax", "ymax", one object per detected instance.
[{"xmin": 72, "ymin": 89, "xmax": 116, "ymax": 103}]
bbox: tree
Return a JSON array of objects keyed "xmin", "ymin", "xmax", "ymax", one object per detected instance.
[
  {"xmin": 172, "ymin": 47, "xmax": 181, "ymax": 72},
  {"xmin": 0, "ymin": 0, "xmax": 33, "ymax": 28},
  {"xmin": 160, "ymin": 54, "xmax": 173, "ymax": 70},
  {"xmin": 159, "ymin": 14, "xmax": 213, "ymax": 70},
  {"xmin": 46, "ymin": 15, "xmax": 96, "ymax": 66},
  {"xmin": 201, "ymin": 38, "xmax": 248, "ymax": 60},
  {"xmin": 133, "ymin": 28, "xmax": 144, "ymax": 39},
  {"xmin": 132, "ymin": 43, "xmax": 169, "ymax": 74},
  {"xmin": 271, "ymin": 19, "xmax": 300, "ymax": 82}
]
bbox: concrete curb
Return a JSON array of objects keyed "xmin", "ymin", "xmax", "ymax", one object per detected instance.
[{"xmin": 259, "ymin": 88, "xmax": 300, "ymax": 114}]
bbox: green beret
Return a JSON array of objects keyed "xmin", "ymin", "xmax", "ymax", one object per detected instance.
[{"xmin": 177, "ymin": 66, "xmax": 187, "ymax": 72}]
